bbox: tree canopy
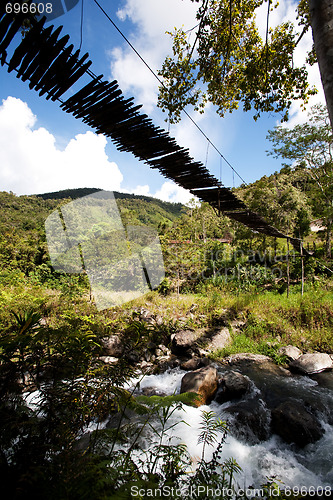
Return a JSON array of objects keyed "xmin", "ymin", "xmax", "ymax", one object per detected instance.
[
  {"xmin": 237, "ymin": 172, "xmax": 312, "ymax": 238},
  {"xmin": 267, "ymin": 103, "xmax": 333, "ymax": 256},
  {"xmin": 157, "ymin": 0, "xmax": 317, "ymax": 123}
]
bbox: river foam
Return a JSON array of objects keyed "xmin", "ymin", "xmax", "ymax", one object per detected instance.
[{"xmin": 127, "ymin": 367, "xmax": 333, "ymax": 490}]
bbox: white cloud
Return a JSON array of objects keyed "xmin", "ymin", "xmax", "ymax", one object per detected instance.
[
  {"xmin": 0, "ymin": 97, "xmax": 196, "ymax": 203},
  {"xmin": 133, "ymin": 184, "xmax": 150, "ymax": 196},
  {"xmin": 131, "ymin": 180, "xmax": 193, "ymax": 204},
  {"xmin": 154, "ymin": 181, "xmax": 194, "ymax": 204},
  {"xmin": 287, "ymin": 28, "xmax": 324, "ymax": 127},
  {"xmin": 0, "ymin": 97, "xmax": 123, "ymax": 195},
  {"xmin": 109, "ymin": 46, "xmax": 159, "ymax": 113},
  {"xmin": 117, "ymin": 0, "xmax": 197, "ymax": 37},
  {"xmin": 109, "ymin": 0, "xmax": 198, "ymax": 113}
]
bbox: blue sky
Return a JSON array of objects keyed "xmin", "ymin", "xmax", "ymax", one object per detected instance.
[{"xmin": 0, "ymin": 0, "xmax": 325, "ymax": 203}]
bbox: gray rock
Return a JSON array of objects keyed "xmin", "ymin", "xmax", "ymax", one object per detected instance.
[
  {"xmin": 180, "ymin": 356, "xmax": 211, "ymax": 371},
  {"xmin": 180, "ymin": 365, "xmax": 218, "ymax": 407},
  {"xmin": 126, "ymin": 350, "xmax": 141, "ymax": 363},
  {"xmin": 180, "ymin": 357, "xmax": 202, "ymax": 371},
  {"xmin": 197, "ymin": 347, "xmax": 209, "ymax": 357},
  {"xmin": 100, "ymin": 335, "xmax": 124, "ymax": 357},
  {"xmin": 278, "ymin": 345, "xmax": 302, "ymax": 360},
  {"xmin": 225, "ymin": 398, "xmax": 270, "ymax": 444},
  {"xmin": 271, "ymin": 399, "xmax": 324, "ymax": 447},
  {"xmin": 141, "ymin": 387, "xmax": 168, "ymax": 397},
  {"xmin": 171, "ymin": 330, "xmax": 199, "ymax": 355},
  {"xmin": 139, "ymin": 361, "xmax": 154, "ymax": 371},
  {"xmin": 74, "ymin": 432, "xmax": 92, "ymax": 451},
  {"xmin": 228, "ymin": 353, "xmax": 272, "ymax": 364},
  {"xmin": 205, "ymin": 327, "xmax": 231, "ymax": 351},
  {"xmin": 98, "ymin": 356, "xmax": 119, "ymax": 364},
  {"xmin": 215, "ymin": 370, "xmax": 250, "ymax": 403},
  {"xmin": 138, "ymin": 307, "xmax": 154, "ymax": 323},
  {"xmin": 156, "ymin": 344, "xmax": 171, "ymax": 357},
  {"xmin": 155, "ymin": 355, "xmax": 180, "ymax": 373},
  {"xmin": 226, "ymin": 353, "xmax": 291, "ymax": 377},
  {"xmin": 155, "ymin": 314, "xmax": 163, "ymax": 325},
  {"xmin": 289, "ymin": 353, "xmax": 333, "ymax": 375}
]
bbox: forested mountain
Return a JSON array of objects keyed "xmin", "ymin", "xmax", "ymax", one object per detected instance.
[
  {"xmin": 0, "ymin": 189, "xmax": 184, "ymax": 276},
  {"xmin": 35, "ymin": 188, "xmax": 184, "ymax": 219},
  {"xmin": 0, "ymin": 159, "xmax": 329, "ymax": 281}
]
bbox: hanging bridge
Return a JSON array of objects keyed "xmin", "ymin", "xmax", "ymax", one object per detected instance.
[{"xmin": 0, "ymin": 9, "xmax": 306, "ymax": 253}]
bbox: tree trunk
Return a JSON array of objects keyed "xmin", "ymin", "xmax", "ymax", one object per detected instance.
[
  {"xmin": 287, "ymin": 236, "xmax": 290, "ymax": 298},
  {"xmin": 308, "ymin": 0, "xmax": 333, "ymax": 129},
  {"xmin": 300, "ymin": 236, "xmax": 304, "ymax": 296},
  {"xmin": 326, "ymin": 218, "xmax": 332, "ymax": 258}
]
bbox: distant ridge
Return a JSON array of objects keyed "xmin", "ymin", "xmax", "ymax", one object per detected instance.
[
  {"xmin": 34, "ymin": 188, "xmax": 184, "ymax": 218},
  {"xmin": 34, "ymin": 187, "xmax": 101, "ymax": 200}
]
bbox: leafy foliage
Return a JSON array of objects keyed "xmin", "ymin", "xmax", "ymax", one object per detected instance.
[
  {"xmin": 267, "ymin": 104, "xmax": 333, "ymax": 256},
  {"xmin": 157, "ymin": 0, "xmax": 316, "ymax": 122},
  {"xmin": 0, "ymin": 309, "xmax": 241, "ymax": 498},
  {"xmin": 237, "ymin": 173, "xmax": 312, "ymax": 237}
]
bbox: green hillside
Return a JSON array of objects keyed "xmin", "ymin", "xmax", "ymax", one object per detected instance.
[
  {"xmin": 0, "ymin": 189, "xmax": 184, "ymax": 276},
  {"xmin": 35, "ymin": 188, "xmax": 184, "ymax": 218}
]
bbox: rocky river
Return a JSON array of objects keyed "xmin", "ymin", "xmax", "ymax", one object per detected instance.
[
  {"xmin": 128, "ymin": 356, "xmax": 333, "ymax": 492},
  {"xmin": 96, "ymin": 317, "xmax": 333, "ymax": 492}
]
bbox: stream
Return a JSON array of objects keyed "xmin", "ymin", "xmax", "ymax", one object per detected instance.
[
  {"xmin": 129, "ymin": 364, "xmax": 333, "ymax": 492},
  {"xmin": 24, "ymin": 360, "xmax": 333, "ymax": 493}
]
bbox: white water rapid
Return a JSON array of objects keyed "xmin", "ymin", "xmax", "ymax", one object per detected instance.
[{"xmin": 129, "ymin": 367, "xmax": 333, "ymax": 492}]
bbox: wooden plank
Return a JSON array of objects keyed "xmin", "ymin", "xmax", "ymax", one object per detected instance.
[
  {"xmin": 28, "ymin": 27, "xmax": 68, "ymax": 89},
  {"xmin": 46, "ymin": 49, "xmax": 91, "ymax": 99},
  {"xmin": 36, "ymin": 44, "xmax": 74, "ymax": 95},
  {"xmin": 60, "ymin": 78, "xmax": 106, "ymax": 111},
  {"xmin": 8, "ymin": 17, "xmax": 47, "ymax": 73},
  {"xmin": 19, "ymin": 26, "xmax": 54, "ymax": 80},
  {"xmin": 51, "ymin": 55, "xmax": 92, "ymax": 100},
  {"xmin": 0, "ymin": 14, "xmax": 26, "ymax": 54}
]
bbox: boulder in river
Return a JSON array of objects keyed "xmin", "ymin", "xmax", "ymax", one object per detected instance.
[
  {"xmin": 180, "ymin": 365, "xmax": 218, "ymax": 407},
  {"xmin": 141, "ymin": 387, "xmax": 168, "ymax": 397},
  {"xmin": 204, "ymin": 327, "xmax": 232, "ymax": 351},
  {"xmin": 180, "ymin": 356, "xmax": 210, "ymax": 371},
  {"xmin": 224, "ymin": 398, "xmax": 271, "ymax": 444},
  {"xmin": 215, "ymin": 370, "xmax": 250, "ymax": 403},
  {"xmin": 289, "ymin": 353, "xmax": 333, "ymax": 375},
  {"xmin": 227, "ymin": 352, "xmax": 292, "ymax": 378},
  {"xmin": 180, "ymin": 357, "xmax": 202, "ymax": 371},
  {"xmin": 271, "ymin": 399, "xmax": 324, "ymax": 447}
]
